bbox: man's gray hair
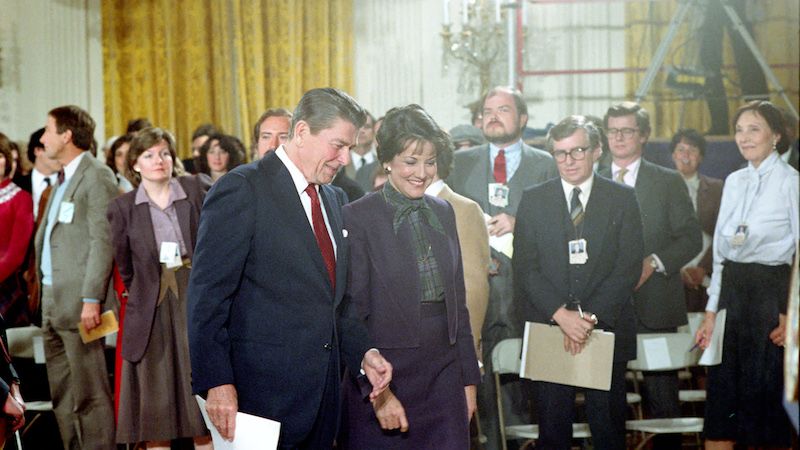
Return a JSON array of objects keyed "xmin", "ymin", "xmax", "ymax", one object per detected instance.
[
  {"xmin": 545, "ymin": 115, "xmax": 601, "ymax": 152},
  {"xmin": 289, "ymin": 88, "xmax": 366, "ymax": 138}
]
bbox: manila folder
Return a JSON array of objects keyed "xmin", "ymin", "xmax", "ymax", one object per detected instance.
[{"xmin": 520, "ymin": 321, "xmax": 615, "ymax": 391}]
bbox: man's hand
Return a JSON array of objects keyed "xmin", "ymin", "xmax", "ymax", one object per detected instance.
[
  {"xmin": 464, "ymin": 385, "xmax": 477, "ymax": 420},
  {"xmin": 681, "ymin": 266, "xmax": 705, "ymax": 289},
  {"xmin": 362, "ymin": 349, "xmax": 393, "ymax": 401},
  {"xmin": 635, "ymin": 256, "xmax": 656, "ymax": 291},
  {"xmin": 769, "ymin": 313, "xmax": 787, "ymax": 347},
  {"xmin": 563, "ymin": 334, "xmax": 585, "ymax": 355},
  {"xmin": 694, "ymin": 312, "xmax": 716, "ymax": 350},
  {"xmin": 552, "ymin": 307, "xmax": 595, "ymax": 345},
  {"xmin": 372, "ymin": 388, "xmax": 408, "ymax": 432},
  {"xmin": 80, "ymin": 302, "xmax": 102, "ymax": 331},
  {"xmin": 3, "ymin": 391, "xmax": 25, "ymax": 432},
  {"xmin": 487, "ymin": 213, "xmax": 515, "ymax": 237},
  {"xmin": 206, "ymin": 384, "xmax": 238, "ymax": 441}
]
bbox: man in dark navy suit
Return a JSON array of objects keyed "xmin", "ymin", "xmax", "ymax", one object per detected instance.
[
  {"xmin": 514, "ymin": 116, "xmax": 644, "ymax": 449},
  {"xmin": 188, "ymin": 88, "xmax": 392, "ymax": 449},
  {"xmin": 600, "ymin": 102, "xmax": 701, "ymax": 449}
]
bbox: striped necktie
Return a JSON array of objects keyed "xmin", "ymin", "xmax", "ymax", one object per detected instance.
[
  {"xmin": 614, "ymin": 167, "xmax": 628, "ymax": 185},
  {"xmin": 570, "ymin": 187, "xmax": 584, "ymax": 226}
]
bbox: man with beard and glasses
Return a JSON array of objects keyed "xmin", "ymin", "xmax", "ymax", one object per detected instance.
[{"xmin": 448, "ymin": 86, "xmax": 557, "ymax": 450}]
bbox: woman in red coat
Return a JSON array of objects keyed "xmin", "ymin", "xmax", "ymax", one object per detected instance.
[{"xmin": 0, "ymin": 133, "xmax": 33, "ymax": 326}]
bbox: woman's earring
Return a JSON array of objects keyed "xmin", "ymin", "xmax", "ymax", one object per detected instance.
[{"xmin": 384, "ymin": 166, "xmax": 391, "ymax": 174}]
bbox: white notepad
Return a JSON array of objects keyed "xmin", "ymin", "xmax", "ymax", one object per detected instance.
[{"xmin": 195, "ymin": 395, "xmax": 281, "ymax": 449}]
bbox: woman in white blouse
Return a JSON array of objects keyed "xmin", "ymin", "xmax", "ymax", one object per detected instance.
[{"xmin": 696, "ymin": 100, "xmax": 799, "ymax": 450}]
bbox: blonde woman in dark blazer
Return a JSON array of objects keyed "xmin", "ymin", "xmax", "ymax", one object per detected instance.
[{"xmin": 107, "ymin": 128, "xmax": 210, "ymax": 449}]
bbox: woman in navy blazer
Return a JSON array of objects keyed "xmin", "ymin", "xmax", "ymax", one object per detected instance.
[
  {"xmin": 339, "ymin": 105, "xmax": 481, "ymax": 449},
  {"xmin": 107, "ymin": 128, "xmax": 210, "ymax": 449}
]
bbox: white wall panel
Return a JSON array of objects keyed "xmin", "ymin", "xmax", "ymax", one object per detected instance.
[
  {"xmin": 354, "ymin": 0, "xmax": 626, "ymax": 131},
  {"xmin": 0, "ymin": 0, "xmax": 104, "ymax": 146}
]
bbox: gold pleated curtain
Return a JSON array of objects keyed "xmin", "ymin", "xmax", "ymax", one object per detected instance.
[
  {"xmin": 102, "ymin": 0, "xmax": 353, "ymax": 158},
  {"xmin": 624, "ymin": 1, "xmax": 799, "ymax": 138}
]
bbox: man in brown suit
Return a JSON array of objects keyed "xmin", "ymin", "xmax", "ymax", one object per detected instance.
[
  {"xmin": 670, "ymin": 129, "xmax": 723, "ymax": 312},
  {"xmin": 426, "ymin": 140, "xmax": 490, "ymax": 359}
]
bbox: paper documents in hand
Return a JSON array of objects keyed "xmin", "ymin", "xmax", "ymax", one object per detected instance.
[
  {"xmin": 195, "ymin": 396, "xmax": 280, "ymax": 450},
  {"xmin": 78, "ymin": 310, "xmax": 119, "ymax": 344},
  {"xmin": 520, "ymin": 321, "xmax": 615, "ymax": 391},
  {"xmin": 699, "ymin": 309, "xmax": 726, "ymax": 366},
  {"xmin": 484, "ymin": 213, "xmax": 513, "ymax": 258}
]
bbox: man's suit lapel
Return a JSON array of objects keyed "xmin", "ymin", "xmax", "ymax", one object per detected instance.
[
  {"xmin": 62, "ymin": 155, "xmax": 90, "ymax": 202},
  {"xmin": 506, "ymin": 146, "xmax": 533, "ymax": 207},
  {"xmin": 543, "ymin": 181, "xmax": 572, "ymax": 277},
  {"xmin": 320, "ymin": 185, "xmax": 346, "ymax": 302},
  {"xmin": 39, "ymin": 155, "xmax": 90, "ymax": 243},
  {"xmin": 263, "ymin": 155, "xmax": 332, "ymax": 296},
  {"xmin": 464, "ymin": 145, "xmax": 491, "ymax": 208},
  {"xmin": 634, "ymin": 160, "xmax": 656, "ymax": 203},
  {"xmin": 581, "ymin": 178, "xmax": 612, "ymax": 279}
]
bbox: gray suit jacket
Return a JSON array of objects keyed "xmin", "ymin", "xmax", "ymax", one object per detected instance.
[
  {"xmin": 447, "ymin": 142, "xmax": 557, "ymax": 346},
  {"xmin": 355, "ymin": 160, "xmax": 379, "ymax": 193},
  {"xmin": 34, "ymin": 154, "xmax": 118, "ymax": 329},
  {"xmin": 447, "ymin": 142, "xmax": 558, "ymax": 217},
  {"xmin": 600, "ymin": 159, "xmax": 702, "ymax": 330}
]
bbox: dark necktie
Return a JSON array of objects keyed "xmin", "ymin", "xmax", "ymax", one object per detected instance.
[
  {"xmin": 570, "ymin": 187, "xmax": 584, "ymax": 226},
  {"xmin": 57, "ymin": 169, "xmax": 65, "ymax": 185},
  {"xmin": 360, "ymin": 156, "xmax": 366, "ymax": 168},
  {"xmin": 26, "ymin": 178, "xmax": 53, "ymax": 316},
  {"xmin": 36, "ymin": 178, "xmax": 52, "ymax": 229},
  {"xmin": 493, "ymin": 149, "xmax": 506, "ymax": 184},
  {"xmin": 305, "ymin": 184, "xmax": 336, "ymax": 289}
]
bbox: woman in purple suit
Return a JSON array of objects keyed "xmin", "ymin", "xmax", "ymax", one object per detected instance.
[{"xmin": 339, "ymin": 105, "xmax": 480, "ymax": 449}]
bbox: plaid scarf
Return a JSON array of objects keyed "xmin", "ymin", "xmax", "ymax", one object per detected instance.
[{"xmin": 382, "ymin": 182, "xmax": 445, "ymax": 303}]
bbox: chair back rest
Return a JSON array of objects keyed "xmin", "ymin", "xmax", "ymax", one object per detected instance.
[
  {"xmin": 628, "ymin": 332, "xmax": 701, "ymax": 371},
  {"xmin": 491, "ymin": 338, "xmax": 522, "ymax": 375},
  {"xmin": 6, "ymin": 326, "xmax": 44, "ymax": 359},
  {"xmin": 678, "ymin": 312, "xmax": 705, "ymax": 337}
]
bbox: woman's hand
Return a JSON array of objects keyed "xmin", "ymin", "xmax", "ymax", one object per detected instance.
[
  {"xmin": 464, "ymin": 385, "xmax": 477, "ymax": 420},
  {"xmin": 769, "ymin": 313, "xmax": 787, "ymax": 347},
  {"xmin": 9, "ymin": 382, "xmax": 23, "ymax": 410},
  {"xmin": 372, "ymin": 388, "xmax": 408, "ymax": 432},
  {"xmin": 695, "ymin": 311, "xmax": 716, "ymax": 350}
]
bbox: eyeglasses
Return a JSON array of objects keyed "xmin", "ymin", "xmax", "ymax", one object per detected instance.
[
  {"xmin": 606, "ymin": 127, "xmax": 639, "ymax": 139},
  {"xmin": 552, "ymin": 147, "xmax": 590, "ymax": 163}
]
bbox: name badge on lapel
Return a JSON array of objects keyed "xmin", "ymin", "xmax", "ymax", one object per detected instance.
[
  {"xmin": 568, "ymin": 238, "xmax": 588, "ymax": 265},
  {"xmin": 159, "ymin": 242, "xmax": 182, "ymax": 268},
  {"xmin": 58, "ymin": 201, "xmax": 75, "ymax": 223},
  {"xmin": 488, "ymin": 183, "xmax": 509, "ymax": 208}
]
